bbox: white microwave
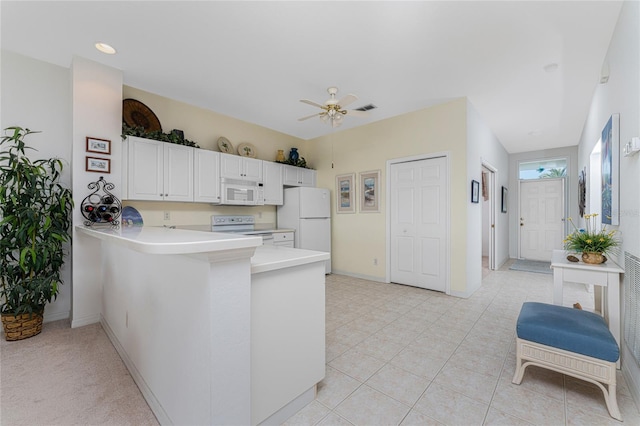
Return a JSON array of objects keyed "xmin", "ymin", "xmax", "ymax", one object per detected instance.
[{"xmin": 220, "ymin": 178, "xmax": 264, "ymax": 206}]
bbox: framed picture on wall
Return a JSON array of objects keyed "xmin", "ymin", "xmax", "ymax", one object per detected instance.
[
  {"xmin": 335, "ymin": 173, "xmax": 355, "ymax": 213},
  {"xmin": 501, "ymin": 186, "xmax": 508, "ymax": 213},
  {"xmin": 471, "ymin": 180, "xmax": 480, "ymax": 203},
  {"xmin": 359, "ymin": 170, "xmax": 380, "ymax": 213},
  {"xmin": 86, "ymin": 156, "xmax": 111, "ymax": 173},
  {"xmin": 86, "ymin": 137, "xmax": 111, "ymax": 155}
]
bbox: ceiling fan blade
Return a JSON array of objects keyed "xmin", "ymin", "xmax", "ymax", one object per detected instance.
[
  {"xmin": 345, "ymin": 109, "xmax": 370, "ymax": 118},
  {"xmin": 300, "ymin": 99, "xmax": 325, "ymax": 109},
  {"xmin": 338, "ymin": 94, "xmax": 358, "ymax": 108},
  {"xmin": 297, "ymin": 112, "xmax": 322, "ymax": 121}
]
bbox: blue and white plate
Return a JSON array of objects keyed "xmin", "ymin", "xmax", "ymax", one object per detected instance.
[{"xmin": 122, "ymin": 206, "xmax": 144, "ymax": 227}]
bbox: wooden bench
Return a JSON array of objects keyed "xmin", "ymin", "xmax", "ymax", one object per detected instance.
[{"xmin": 512, "ymin": 302, "xmax": 621, "ymax": 421}]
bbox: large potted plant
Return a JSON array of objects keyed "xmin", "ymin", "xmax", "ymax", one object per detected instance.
[{"xmin": 0, "ymin": 127, "xmax": 73, "ymax": 340}]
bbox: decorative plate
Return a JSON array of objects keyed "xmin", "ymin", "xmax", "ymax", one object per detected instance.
[
  {"xmin": 237, "ymin": 142, "xmax": 257, "ymax": 158},
  {"xmin": 122, "ymin": 99, "xmax": 162, "ymax": 132},
  {"xmin": 121, "ymin": 206, "xmax": 144, "ymax": 227},
  {"xmin": 218, "ymin": 137, "xmax": 234, "ymax": 154}
]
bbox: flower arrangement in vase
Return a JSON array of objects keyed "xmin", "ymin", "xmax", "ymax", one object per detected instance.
[{"xmin": 563, "ymin": 213, "xmax": 619, "ymax": 264}]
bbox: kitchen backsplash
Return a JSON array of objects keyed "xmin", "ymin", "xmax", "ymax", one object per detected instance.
[{"xmin": 123, "ymin": 201, "xmax": 277, "ymax": 227}]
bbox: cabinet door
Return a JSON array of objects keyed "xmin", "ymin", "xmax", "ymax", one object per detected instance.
[
  {"xmin": 273, "ymin": 232, "xmax": 294, "ymax": 247},
  {"xmin": 127, "ymin": 137, "xmax": 164, "ymax": 201},
  {"xmin": 243, "ymin": 157, "xmax": 263, "ymax": 182},
  {"xmin": 299, "ymin": 169, "xmax": 316, "ymax": 187},
  {"xmin": 220, "ymin": 153, "xmax": 244, "ymax": 179},
  {"xmin": 194, "ymin": 150, "xmax": 220, "ymax": 203},
  {"xmin": 262, "ymin": 161, "xmax": 283, "ymax": 205},
  {"xmin": 283, "ymin": 165, "xmax": 300, "ymax": 186},
  {"xmin": 164, "ymin": 144, "xmax": 194, "ymax": 202}
]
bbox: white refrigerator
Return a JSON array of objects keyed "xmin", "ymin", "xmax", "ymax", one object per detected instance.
[{"xmin": 277, "ymin": 187, "xmax": 331, "ymax": 274}]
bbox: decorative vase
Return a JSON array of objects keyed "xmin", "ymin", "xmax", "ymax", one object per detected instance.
[
  {"xmin": 1, "ymin": 310, "xmax": 44, "ymax": 341},
  {"xmin": 276, "ymin": 149, "xmax": 285, "ymax": 162},
  {"xmin": 289, "ymin": 148, "xmax": 299, "ymax": 162},
  {"xmin": 582, "ymin": 252, "xmax": 606, "ymax": 264}
]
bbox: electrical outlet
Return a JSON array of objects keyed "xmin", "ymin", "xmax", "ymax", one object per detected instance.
[
  {"xmin": 373, "ymin": 258, "xmax": 378, "ymax": 266},
  {"xmin": 164, "ymin": 211, "xmax": 170, "ymax": 220}
]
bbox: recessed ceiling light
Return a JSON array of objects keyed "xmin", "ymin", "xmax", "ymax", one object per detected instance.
[
  {"xmin": 543, "ymin": 63, "xmax": 559, "ymax": 73},
  {"xmin": 95, "ymin": 42, "xmax": 116, "ymax": 55}
]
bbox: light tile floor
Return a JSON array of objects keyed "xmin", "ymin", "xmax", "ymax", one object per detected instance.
[{"xmin": 284, "ymin": 260, "xmax": 640, "ymax": 426}]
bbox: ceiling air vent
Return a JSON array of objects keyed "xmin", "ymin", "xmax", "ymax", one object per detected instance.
[{"xmin": 353, "ymin": 104, "xmax": 377, "ymax": 112}]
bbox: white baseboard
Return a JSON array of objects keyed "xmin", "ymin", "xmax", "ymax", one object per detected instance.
[
  {"xmin": 257, "ymin": 385, "xmax": 315, "ymax": 426},
  {"xmin": 331, "ymin": 269, "xmax": 386, "ymax": 283},
  {"xmin": 100, "ymin": 316, "xmax": 168, "ymax": 425},
  {"xmin": 71, "ymin": 314, "xmax": 100, "ymax": 329},
  {"xmin": 44, "ymin": 310, "xmax": 69, "ymax": 323}
]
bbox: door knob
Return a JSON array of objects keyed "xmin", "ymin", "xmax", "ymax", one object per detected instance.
[{"xmin": 520, "ymin": 222, "xmax": 524, "ymax": 227}]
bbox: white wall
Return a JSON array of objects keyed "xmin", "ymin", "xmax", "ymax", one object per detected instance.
[
  {"xmin": 576, "ymin": 0, "xmax": 640, "ymax": 406},
  {"xmin": 508, "ymin": 146, "xmax": 579, "ymax": 259},
  {"xmin": 466, "ymin": 101, "xmax": 510, "ymax": 296},
  {"xmin": 307, "ymin": 99, "xmax": 470, "ymax": 293},
  {"xmin": 0, "ymin": 51, "xmax": 72, "ymax": 322},
  {"xmin": 71, "ymin": 56, "xmax": 123, "ymax": 327}
]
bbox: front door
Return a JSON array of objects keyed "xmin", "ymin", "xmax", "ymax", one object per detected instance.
[
  {"xmin": 390, "ymin": 156, "xmax": 448, "ymax": 292},
  {"xmin": 519, "ymin": 178, "xmax": 565, "ymax": 261}
]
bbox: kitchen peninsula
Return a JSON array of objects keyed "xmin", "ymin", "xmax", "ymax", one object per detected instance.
[{"xmin": 76, "ymin": 225, "xmax": 329, "ymax": 425}]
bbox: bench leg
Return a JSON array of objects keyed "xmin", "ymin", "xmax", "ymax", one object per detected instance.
[
  {"xmin": 603, "ymin": 383, "xmax": 622, "ymax": 421},
  {"xmin": 512, "ymin": 350, "xmax": 526, "ymax": 385}
]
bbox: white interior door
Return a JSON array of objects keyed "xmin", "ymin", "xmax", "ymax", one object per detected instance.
[
  {"xmin": 390, "ymin": 157, "xmax": 447, "ymax": 292},
  {"xmin": 519, "ymin": 178, "xmax": 565, "ymax": 261}
]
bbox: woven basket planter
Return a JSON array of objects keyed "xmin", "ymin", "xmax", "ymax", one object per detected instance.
[{"xmin": 1, "ymin": 311, "xmax": 44, "ymax": 341}]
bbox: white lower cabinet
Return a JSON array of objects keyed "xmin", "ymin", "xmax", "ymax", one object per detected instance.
[
  {"xmin": 273, "ymin": 232, "xmax": 294, "ymax": 248},
  {"xmin": 125, "ymin": 136, "xmax": 194, "ymax": 202}
]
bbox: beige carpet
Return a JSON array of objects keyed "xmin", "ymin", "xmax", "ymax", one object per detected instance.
[{"xmin": 0, "ymin": 319, "xmax": 158, "ymax": 426}]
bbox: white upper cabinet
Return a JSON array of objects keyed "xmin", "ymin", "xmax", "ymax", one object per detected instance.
[
  {"xmin": 283, "ymin": 164, "xmax": 316, "ymax": 187},
  {"xmin": 262, "ymin": 161, "xmax": 283, "ymax": 205},
  {"xmin": 220, "ymin": 153, "xmax": 263, "ymax": 182},
  {"xmin": 126, "ymin": 136, "xmax": 194, "ymax": 202},
  {"xmin": 194, "ymin": 149, "xmax": 220, "ymax": 203}
]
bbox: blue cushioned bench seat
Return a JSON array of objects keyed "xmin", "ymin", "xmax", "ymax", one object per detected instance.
[
  {"xmin": 517, "ymin": 302, "xmax": 619, "ymax": 362},
  {"xmin": 513, "ymin": 301, "xmax": 621, "ymax": 421}
]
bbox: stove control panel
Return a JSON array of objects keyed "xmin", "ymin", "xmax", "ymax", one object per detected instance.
[{"xmin": 212, "ymin": 215, "xmax": 255, "ymax": 225}]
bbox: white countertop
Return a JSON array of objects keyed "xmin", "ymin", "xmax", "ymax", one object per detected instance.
[
  {"xmin": 175, "ymin": 224, "xmax": 295, "ymax": 235},
  {"xmin": 76, "ymin": 225, "xmax": 262, "ymax": 255},
  {"xmin": 77, "ymin": 226, "xmax": 328, "ymax": 273},
  {"xmin": 251, "ymin": 245, "xmax": 330, "ymax": 274}
]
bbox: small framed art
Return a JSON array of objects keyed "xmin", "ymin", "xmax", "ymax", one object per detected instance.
[
  {"xmin": 360, "ymin": 170, "xmax": 380, "ymax": 212},
  {"xmin": 336, "ymin": 173, "xmax": 356, "ymax": 213},
  {"xmin": 86, "ymin": 156, "xmax": 111, "ymax": 173},
  {"xmin": 471, "ymin": 180, "xmax": 480, "ymax": 203},
  {"xmin": 86, "ymin": 137, "xmax": 111, "ymax": 155}
]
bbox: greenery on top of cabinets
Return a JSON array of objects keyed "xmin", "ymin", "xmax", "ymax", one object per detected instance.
[
  {"xmin": 0, "ymin": 127, "xmax": 74, "ymax": 316},
  {"xmin": 276, "ymin": 158, "xmax": 310, "ymax": 169},
  {"xmin": 121, "ymin": 123, "xmax": 200, "ymax": 148}
]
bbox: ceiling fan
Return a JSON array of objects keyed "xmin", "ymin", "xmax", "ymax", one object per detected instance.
[{"xmin": 298, "ymin": 87, "xmax": 371, "ymax": 128}]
